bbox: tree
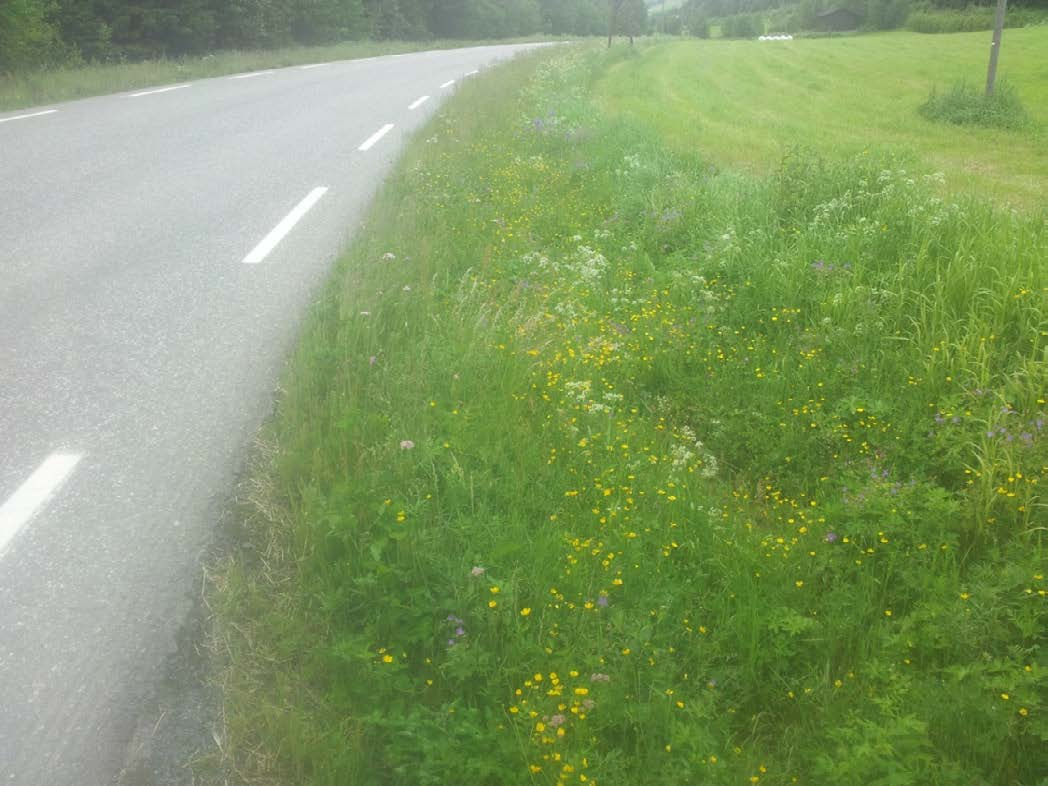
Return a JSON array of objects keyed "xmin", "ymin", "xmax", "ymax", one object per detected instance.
[
  {"xmin": 618, "ymin": 0, "xmax": 647, "ymax": 42},
  {"xmin": 0, "ymin": 0, "xmax": 64, "ymax": 70}
]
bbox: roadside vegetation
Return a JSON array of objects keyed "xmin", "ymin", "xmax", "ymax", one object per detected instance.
[{"xmin": 210, "ymin": 33, "xmax": 1047, "ymax": 786}]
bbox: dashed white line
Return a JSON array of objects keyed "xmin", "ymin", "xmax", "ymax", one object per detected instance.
[
  {"xmin": 0, "ymin": 109, "xmax": 57, "ymax": 125},
  {"xmin": 128, "ymin": 84, "xmax": 191, "ymax": 98},
  {"xmin": 0, "ymin": 453, "xmax": 82, "ymax": 557},
  {"xmin": 230, "ymin": 70, "xmax": 275, "ymax": 80},
  {"xmin": 440, "ymin": 79, "xmax": 456, "ymax": 89},
  {"xmin": 242, "ymin": 187, "xmax": 329, "ymax": 265},
  {"xmin": 409, "ymin": 95, "xmax": 430, "ymax": 110},
  {"xmin": 465, "ymin": 70, "xmax": 480, "ymax": 76},
  {"xmin": 358, "ymin": 123, "xmax": 395, "ymax": 151}
]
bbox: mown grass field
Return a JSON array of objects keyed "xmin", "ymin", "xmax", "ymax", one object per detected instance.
[
  {"xmin": 209, "ymin": 37, "xmax": 1047, "ymax": 786},
  {"xmin": 597, "ymin": 29, "xmax": 1048, "ymax": 209}
]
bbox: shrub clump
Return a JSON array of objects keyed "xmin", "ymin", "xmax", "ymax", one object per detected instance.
[
  {"xmin": 906, "ymin": 6, "xmax": 1046, "ymax": 33},
  {"xmin": 919, "ymin": 80, "xmax": 1030, "ymax": 130}
]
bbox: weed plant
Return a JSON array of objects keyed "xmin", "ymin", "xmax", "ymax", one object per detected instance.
[
  {"xmin": 920, "ymin": 80, "xmax": 1031, "ymax": 130},
  {"xmin": 212, "ymin": 44, "xmax": 1048, "ymax": 785}
]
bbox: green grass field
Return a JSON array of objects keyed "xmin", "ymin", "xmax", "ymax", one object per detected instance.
[
  {"xmin": 208, "ymin": 38, "xmax": 1047, "ymax": 786},
  {"xmin": 597, "ymin": 29, "xmax": 1048, "ymax": 209}
]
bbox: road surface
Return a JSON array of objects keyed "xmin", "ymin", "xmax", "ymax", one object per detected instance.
[{"xmin": 0, "ymin": 42, "xmax": 547, "ymax": 785}]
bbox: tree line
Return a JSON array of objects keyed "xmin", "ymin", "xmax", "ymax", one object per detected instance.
[
  {"xmin": 0, "ymin": 0, "xmax": 646, "ymax": 71},
  {"xmin": 656, "ymin": 0, "xmax": 1046, "ymax": 37}
]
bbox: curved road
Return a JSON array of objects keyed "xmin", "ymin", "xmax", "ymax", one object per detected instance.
[{"xmin": 0, "ymin": 43, "xmax": 545, "ymax": 785}]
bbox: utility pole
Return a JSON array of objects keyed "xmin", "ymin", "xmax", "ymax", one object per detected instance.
[{"xmin": 985, "ymin": 0, "xmax": 1007, "ymax": 96}]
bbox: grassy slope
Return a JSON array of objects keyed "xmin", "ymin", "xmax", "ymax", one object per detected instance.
[
  {"xmin": 596, "ymin": 29, "xmax": 1048, "ymax": 209},
  {"xmin": 0, "ymin": 36, "xmax": 556, "ymax": 112},
  {"xmin": 210, "ymin": 40, "xmax": 1048, "ymax": 786}
]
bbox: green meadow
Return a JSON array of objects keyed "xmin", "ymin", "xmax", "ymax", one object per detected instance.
[
  {"xmin": 209, "ymin": 35, "xmax": 1048, "ymax": 786},
  {"xmin": 597, "ymin": 29, "xmax": 1048, "ymax": 209}
]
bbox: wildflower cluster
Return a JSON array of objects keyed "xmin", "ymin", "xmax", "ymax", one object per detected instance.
[{"xmin": 218, "ymin": 47, "xmax": 1048, "ymax": 785}]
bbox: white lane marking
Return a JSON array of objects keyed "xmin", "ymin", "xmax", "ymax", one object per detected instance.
[
  {"xmin": 0, "ymin": 109, "xmax": 57, "ymax": 125},
  {"xmin": 0, "ymin": 453, "xmax": 82, "ymax": 557},
  {"xmin": 128, "ymin": 84, "xmax": 191, "ymax": 98},
  {"xmin": 358, "ymin": 123, "xmax": 394, "ymax": 152},
  {"xmin": 230, "ymin": 70, "xmax": 275, "ymax": 80},
  {"xmin": 465, "ymin": 70, "xmax": 480, "ymax": 76},
  {"xmin": 242, "ymin": 187, "xmax": 329, "ymax": 265},
  {"xmin": 440, "ymin": 79, "xmax": 456, "ymax": 89},
  {"xmin": 299, "ymin": 63, "xmax": 328, "ymax": 70},
  {"xmin": 408, "ymin": 95, "xmax": 430, "ymax": 110}
]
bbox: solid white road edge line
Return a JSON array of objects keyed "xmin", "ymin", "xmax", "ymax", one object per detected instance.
[
  {"xmin": 465, "ymin": 70, "xmax": 480, "ymax": 76},
  {"xmin": 299, "ymin": 63, "xmax": 328, "ymax": 70},
  {"xmin": 358, "ymin": 123, "xmax": 395, "ymax": 151},
  {"xmin": 129, "ymin": 84, "xmax": 191, "ymax": 97},
  {"xmin": 440, "ymin": 79, "xmax": 455, "ymax": 88},
  {"xmin": 230, "ymin": 70, "xmax": 275, "ymax": 80},
  {"xmin": 0, "ymin": 453, "xmax": 83, "ymax": 557},
  {"xmin": 408, "ymin": 95, "xmax": 430, "ymax": 110},
  {"xmin": 0, "ymin": 109, "xmax": 57, "ymax": 125},
  {"xmin": 242, "ymin": 187, "xmax": 329, "ymax": 265}
]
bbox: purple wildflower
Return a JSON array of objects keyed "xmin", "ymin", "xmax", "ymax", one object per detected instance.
[{"xmin": 825, "ymin": 532, "xmax": 839, "ymax": 543}]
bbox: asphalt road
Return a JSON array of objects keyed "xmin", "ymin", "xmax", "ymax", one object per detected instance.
[{"xmin": 0, "ymin": 43, "xmax": 546, "ymax": 785}]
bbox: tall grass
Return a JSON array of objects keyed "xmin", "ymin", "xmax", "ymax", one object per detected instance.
[
  {"xmin": 210, "ymin": 44, "xmax": 1048, "ymax": 785},
  {"xmin": 920, "ymin": 80, "xmax": 1030, "ymax": 130}
]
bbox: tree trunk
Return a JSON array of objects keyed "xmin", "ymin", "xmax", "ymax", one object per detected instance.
[{"xmin": 985, "ymin": 0, "xmax": 1008, "ymax": 96}]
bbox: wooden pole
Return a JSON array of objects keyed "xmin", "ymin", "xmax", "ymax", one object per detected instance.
[
  {"xmin": 985, "ymin": 0, "xmax": 1008, "ymax": 96},
  {"xmin": 608, "ymin": 0, "xmax": 614, "ymax": 47}
]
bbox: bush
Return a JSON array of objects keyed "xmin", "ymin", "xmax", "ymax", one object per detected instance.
[
  {"xmin": 906, "ymin": 6, "xmax": 1047, "ymax": 33},
  {"xmin": 919, "ymin": 80, "xmax": 1030, "ymax": 130},
  {"xmin": 719, "ymin": 12, "xmax": 764, "ymax": 38}
]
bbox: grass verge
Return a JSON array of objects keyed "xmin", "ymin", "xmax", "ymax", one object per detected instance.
[
  {"xmin": 0, "ymin": 35, "xmax": 558, "ymax": 113},
  {"xmin": 211, "ymin": 43, "xmax": 1048, "ymax": 785}
]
